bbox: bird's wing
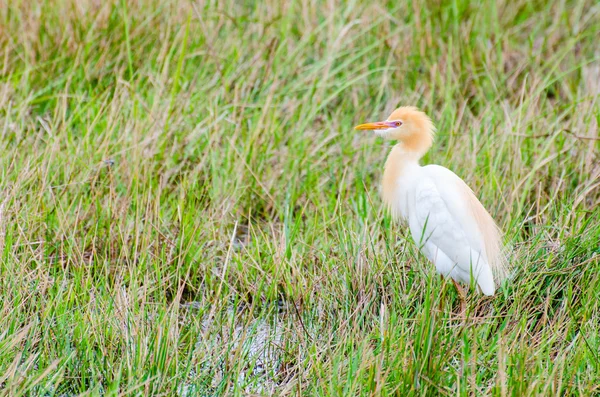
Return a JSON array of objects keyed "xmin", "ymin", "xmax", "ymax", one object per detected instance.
[
  {"xmin": 412, "ymin": 165, "xmax": 502, "ymax": 293},
  {"xmin": 423, "ymin": 165, "xmax": 507, "ymax": 281}
]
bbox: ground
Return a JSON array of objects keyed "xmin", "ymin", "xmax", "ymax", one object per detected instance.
[{"xmin": 0, "ymin": 0, "xmax": 599, "ymax": 395}]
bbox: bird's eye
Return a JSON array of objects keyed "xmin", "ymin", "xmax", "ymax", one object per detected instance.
[{"xmin": 394, "ymin": 121, "xmax": 402, "ymax": 127}]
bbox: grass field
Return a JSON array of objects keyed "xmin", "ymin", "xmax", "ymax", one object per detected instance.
[{"xmin": 0, "ymin": 0, "xmax": 599, "ymax": 395}]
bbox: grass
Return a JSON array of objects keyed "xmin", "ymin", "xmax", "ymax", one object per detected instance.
[{"xmin": 0, "ymin": 0, "xmax": 599, "ymax": 395}]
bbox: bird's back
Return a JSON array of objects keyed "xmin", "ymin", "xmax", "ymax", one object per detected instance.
[{"xmin": 409, "ymin": 165, "xmax": 507, "ymax": 293}]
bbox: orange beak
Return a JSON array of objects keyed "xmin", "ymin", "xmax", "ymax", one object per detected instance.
[{"xmin": 354, "ymin": 121, "xmax": 395, "ymax": 130}]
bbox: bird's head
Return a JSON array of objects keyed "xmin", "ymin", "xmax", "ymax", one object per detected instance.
[{"xmin": 354, "ymin": 106, "xmax": 436, "ymax": 154}]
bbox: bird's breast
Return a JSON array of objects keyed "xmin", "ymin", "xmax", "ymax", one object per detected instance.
[{"xmin": 381, "ymin": 158, "xmax": 420, "ymax": 220}]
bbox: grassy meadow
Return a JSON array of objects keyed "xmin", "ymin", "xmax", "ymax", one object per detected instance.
[{"xmin": 1, "ymin": 0, "xmax": 599, "ymax": 395}]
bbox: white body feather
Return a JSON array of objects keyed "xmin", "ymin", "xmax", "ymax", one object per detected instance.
[{"xmin": 388, "ymin": 162, "xmax": 499, "ymax": 295}]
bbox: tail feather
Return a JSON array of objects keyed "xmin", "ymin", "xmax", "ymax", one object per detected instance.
[{"xmin": 462, "ymin": 186, "xmax": 510, "ymax": 287}]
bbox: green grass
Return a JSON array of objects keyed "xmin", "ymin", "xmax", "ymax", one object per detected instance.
[{"xmin": 0, "ymin": 0, "xmax": 599, "ymax": 395}]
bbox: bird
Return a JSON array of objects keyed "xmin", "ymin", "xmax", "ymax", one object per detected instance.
[{"xmin": 355, "ymin": 106, "xmax": 507, "ymax": 310}]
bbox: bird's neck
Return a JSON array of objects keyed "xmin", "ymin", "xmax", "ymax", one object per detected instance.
[
  {"xmin": 400, "ymin": 130, "xmax": 433, "ymax": 155},
  {"xmin": 381, "ymin": 143, "xmax": 422, "ymax": 209}
]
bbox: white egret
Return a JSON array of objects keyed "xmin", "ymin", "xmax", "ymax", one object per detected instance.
[{"xmin": 355, "ymin": 106, "xmax": 507, "ymax": 309}]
